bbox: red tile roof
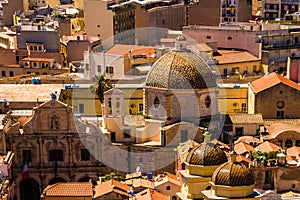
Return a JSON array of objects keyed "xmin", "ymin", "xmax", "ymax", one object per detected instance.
[
  {"xmin": 135, "ymin": 188, "xmax": 169, "ymax": 200},
  {"xmin": 44, "ymin": 182, "xmax": 93, "ymax": 197},
  {"xmin": 93, "ymin": 180, "xmax": 131, "ymax": 198},
  {"xmin": 287, "ymin": 146, "xmax": 300, "ymax": 161},
  {"xmin": 236, "ymin": 154, "xmax": 252, "ymax": 164},
  {"xmin": 234, "ymin": 136, "xmax": 260, "ymax": 145},
  {"xmin": 256, "ymin": 141, "xmax": 280, "ymax": 153},
  {"xmin": 105, "ymin": 44, "xmax": 155, "ymax": 56},
  {"xmin": 250, "ymin": 72, "xmax": 300, "ymax": 93},
  {"xmin": 213, "ymin": 50, "xmax": 259, "ymax": 65},
  {"xmin": 234, "ymin": 141, "xmax": 256, "ymax": 155},
  {"xmin": 22, "ymin": 57, "xmax": 54, "ymax": 62},
  {"xmin": 264, "ymin": 123, "xmax": 300, "ymax": 140}
]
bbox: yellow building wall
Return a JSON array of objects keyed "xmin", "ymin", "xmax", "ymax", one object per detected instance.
[
  {"xmin": 217, "ymin": 61, "xmax": 261, "ymax": 76},
  {"xmin": 59, "ymin": 88, "xmax": 102, "ymax": 116},
  {"xmin": 59, "ymin": 87, "xmax": 143, "ymax": 117},
  {"xmin": 60, "ymin": 43, "xmax": 68, "ymax": 67},
  {"xmin": 70, "ymin": 17, "xmax": 84, "ymax": 35},
  {"xmin": 121, "ymin": 88, "xmax": 143, "ymax": 115},
  {"xmin": 218, "ymin": 87, "xmax": 248, "ymax": 114}
]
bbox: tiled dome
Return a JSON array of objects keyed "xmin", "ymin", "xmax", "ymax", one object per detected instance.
[
  {"xmin": 212, "ymin": 162, "xmax": 255, "ymax": 186},
  {"xmin": 145, "ymin": 51, "xmax": 217, "ymax": 89},
  {"xmin": 185, "ymin": 143, "xmax": 228, "ymax": 166}
]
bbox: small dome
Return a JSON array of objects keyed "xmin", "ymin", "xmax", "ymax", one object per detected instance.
[
  {"xmin": 145, "ymin": 51, "xmax": 216, "ymax": 89},
  {"xmin": 212, "ymin": 162, "xmax": 254, "ymax": 186},
  {"xmin": 185, "ymin": 143, "xmax": 228, "ymax": 166}
]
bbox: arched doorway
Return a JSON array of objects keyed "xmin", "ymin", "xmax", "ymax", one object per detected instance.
[
  {"xmin": 48, "ymin": 177, "xmax": 66, "ymax": 185},
  {"xmin": 20, "ymin": 178, "xmax": 40, "ymax": 200}
]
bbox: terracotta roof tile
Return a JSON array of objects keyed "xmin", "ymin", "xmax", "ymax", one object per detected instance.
[
  {"xmin": 135, "ymin": 188, "xmax": 169, "ymax": 200},
  {"xmin": 22, "ymin": 57, "xmax": 54, "ymax": 62},
  {"xmin": 213, "ymin": 50, "xmax": 259, "ymax": 65},
  {"xmin": 93, "ymin": 180, "xmax": 131, "ymax": 198},
  {"xmin": 105, "ymin": 44, "xmax": 154, "ymax": 56},
  {"xmin": 250, "ymin": 72, "xmax": 300, "ymax": 93},
  {"xmin": 45, "ymin": 182, "xmax": 93, "ymax": 197},
  {"xmin": 264, "ymin": 123, "xmax": 300, "ymax": 140},
  {"xmin": 234, "ymin": 141, "xmax": 255, "ymax": 155},
  {"xmin": 287, "ymin": 146, "xmax": 300, "ymax": 161},
  {"xmin": 256, "ymin": 141, "xmax": 280, "ymax": 152},
  {"xmin": 234, "ymin": 136, "xmax": 260, "ymax": 145},
  {"xmin": 154, "ymin": 173, "xmax": 180, "ymax": 187},
  {"xmin": 236, "ymin": 154, "xmax": 252, "ymax": 164},
  {"xmin": 229, "ymin": 114, "xmax": 263, "ymax": 124}
]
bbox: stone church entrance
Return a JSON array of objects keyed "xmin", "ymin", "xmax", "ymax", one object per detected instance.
[{"xmin": 20, "ymin": 178, "xmax": 40, "ymax": 200}]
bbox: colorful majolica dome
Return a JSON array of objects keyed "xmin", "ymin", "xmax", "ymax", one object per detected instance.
[
  {"xmin": 212, "ymin": 162, "xmax": 255, "ymax": 186},
  {"xmin": 185, "ymin": 143, "xmax": 228, "ymax": 166},
  {"xmin": 145, "ymin": 50, "xmax": 216, "ymax": 90}
]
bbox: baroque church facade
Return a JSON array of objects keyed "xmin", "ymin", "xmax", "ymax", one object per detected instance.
[{"xmin": 5, "ymin": 99, "xmax": 109, "ymax": 200}]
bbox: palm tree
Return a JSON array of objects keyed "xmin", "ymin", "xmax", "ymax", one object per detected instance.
[{"xmin": 90, "ymin": 74, "xmax": 112, "ymax": 103}]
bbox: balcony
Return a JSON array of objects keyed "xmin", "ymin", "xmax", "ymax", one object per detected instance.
[{"xmin": 264, "ymin": 8, "xmax": 279, "ymax": 12}]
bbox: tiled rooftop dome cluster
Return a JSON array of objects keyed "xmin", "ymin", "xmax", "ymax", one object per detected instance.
[
  {"xmin": 145, "ymin": 51, "xmax": 216, "ymax": 89},
  {"xmin": 185, "ymin": 142, "xmax": 228, "ymax": 166},
  {"xmin": 212, "ymin": 162, "xmax": 255, "ymax": 186}
]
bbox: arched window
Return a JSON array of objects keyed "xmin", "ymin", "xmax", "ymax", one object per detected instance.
[
  {"xmin": 108, "ymin": 98, "xmax": 112, "ymax": 114},
  {"xmin": 285, "ymin": 139, "xmax": 293, "ymax": 148},
  {"xmin": 154, "ymin": 97, "xmax": 160, "ymax": 108},
  {"xmin": 205, "ymin": 96, "xmax": 211, "ymax": 108},
  {"xmin": 50, "ymin": 115, "xmax": 59, "ymax": 129}
]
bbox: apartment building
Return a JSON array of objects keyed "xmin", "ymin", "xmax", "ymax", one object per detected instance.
[
  {"xmin": 84, "ymin": 0, "xmax": 135, "ymax": 49},
  {"xmin": 184, "ymin": 0, "xmax": 252, "ymax": 26},
  {"xmin": 262, "ymin": 0, "xmax": 299, "ymax": 19}
]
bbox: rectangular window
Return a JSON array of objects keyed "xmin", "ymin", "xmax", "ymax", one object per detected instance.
[
  {"xmin": 253, "ymin": 65, "xmax": 257, "ymax": 73},
  {"xmin": 181, "ymin": 130, "xmax": 188, "ymax": 142},
  {"xmin": 49, "ymin": 149, "xmax": 63, "ymax": 161},
  {"xmin": 296, "ymin": 140, "xmax": 300, "ymax": 147},
  {"xmin": 22, "ymin": 149, "xmax": 32, "ymax": 163},
  {"xmin": 123, "ymin": 129, "xmax": 131, "ymax": 138},
  {"xmin": 9, "ymin": 71, "xmax": 14, "ymax": 77},
  {"xmin": 109, "ymin": 66, "xmax": 114, "ymax": 74},
  {"xmin": 235, "ymin": 127, "xmax": 244, "ymax": 137},
  {"xmin": 79, "ymin": 103, "xmax": 84, "ymax": 113},
  {"xmin": 277, "ymin": 111, "xmax": 284, "ymax": 119},
  {"xmin": 227, "ymin": 36, "xmax": 232, "ymax": 40},
  {"xmin": 241, "ymin": 103, "xmax": 247, "ymax": 112},
  {"xmin": 81, "ymin": 149, "xmax": 90, "ymax": 161},
  {"xmin": 1, "ymin": 71, "xmax": 5, "ymax": 77},
  {"xmin": 291, "ymin": 5, "xmax": 296, "ymax": 11},
  {"xmin": 139, "ymin": 104, "xmax": 143, "ymax": 112},
  {"xmin": 85, "ymin": 64, "xmax": 89, "ymax": 71},
  {"xmin": 206, "ymin": 36, "xmax": 211, "ymax": 39},
  {"xmin": 106, "ymin": 66, "xmax": 109, "ymax": 73},
  {"xmin": 97, "ymin": 65, "xmax": 101, "ymax": 72}
]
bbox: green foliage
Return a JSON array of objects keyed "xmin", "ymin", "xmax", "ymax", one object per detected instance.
[
  {"xmin": 90, "ymin": 74, "xmax": 112, "ymax": 103},
  {"xmin": 103, "ymin": 172, "xmax": 125, "ymax": 182},
  {"xmin": 251, "ymin": 150, "xmax": 279, "ymax": 165}
]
